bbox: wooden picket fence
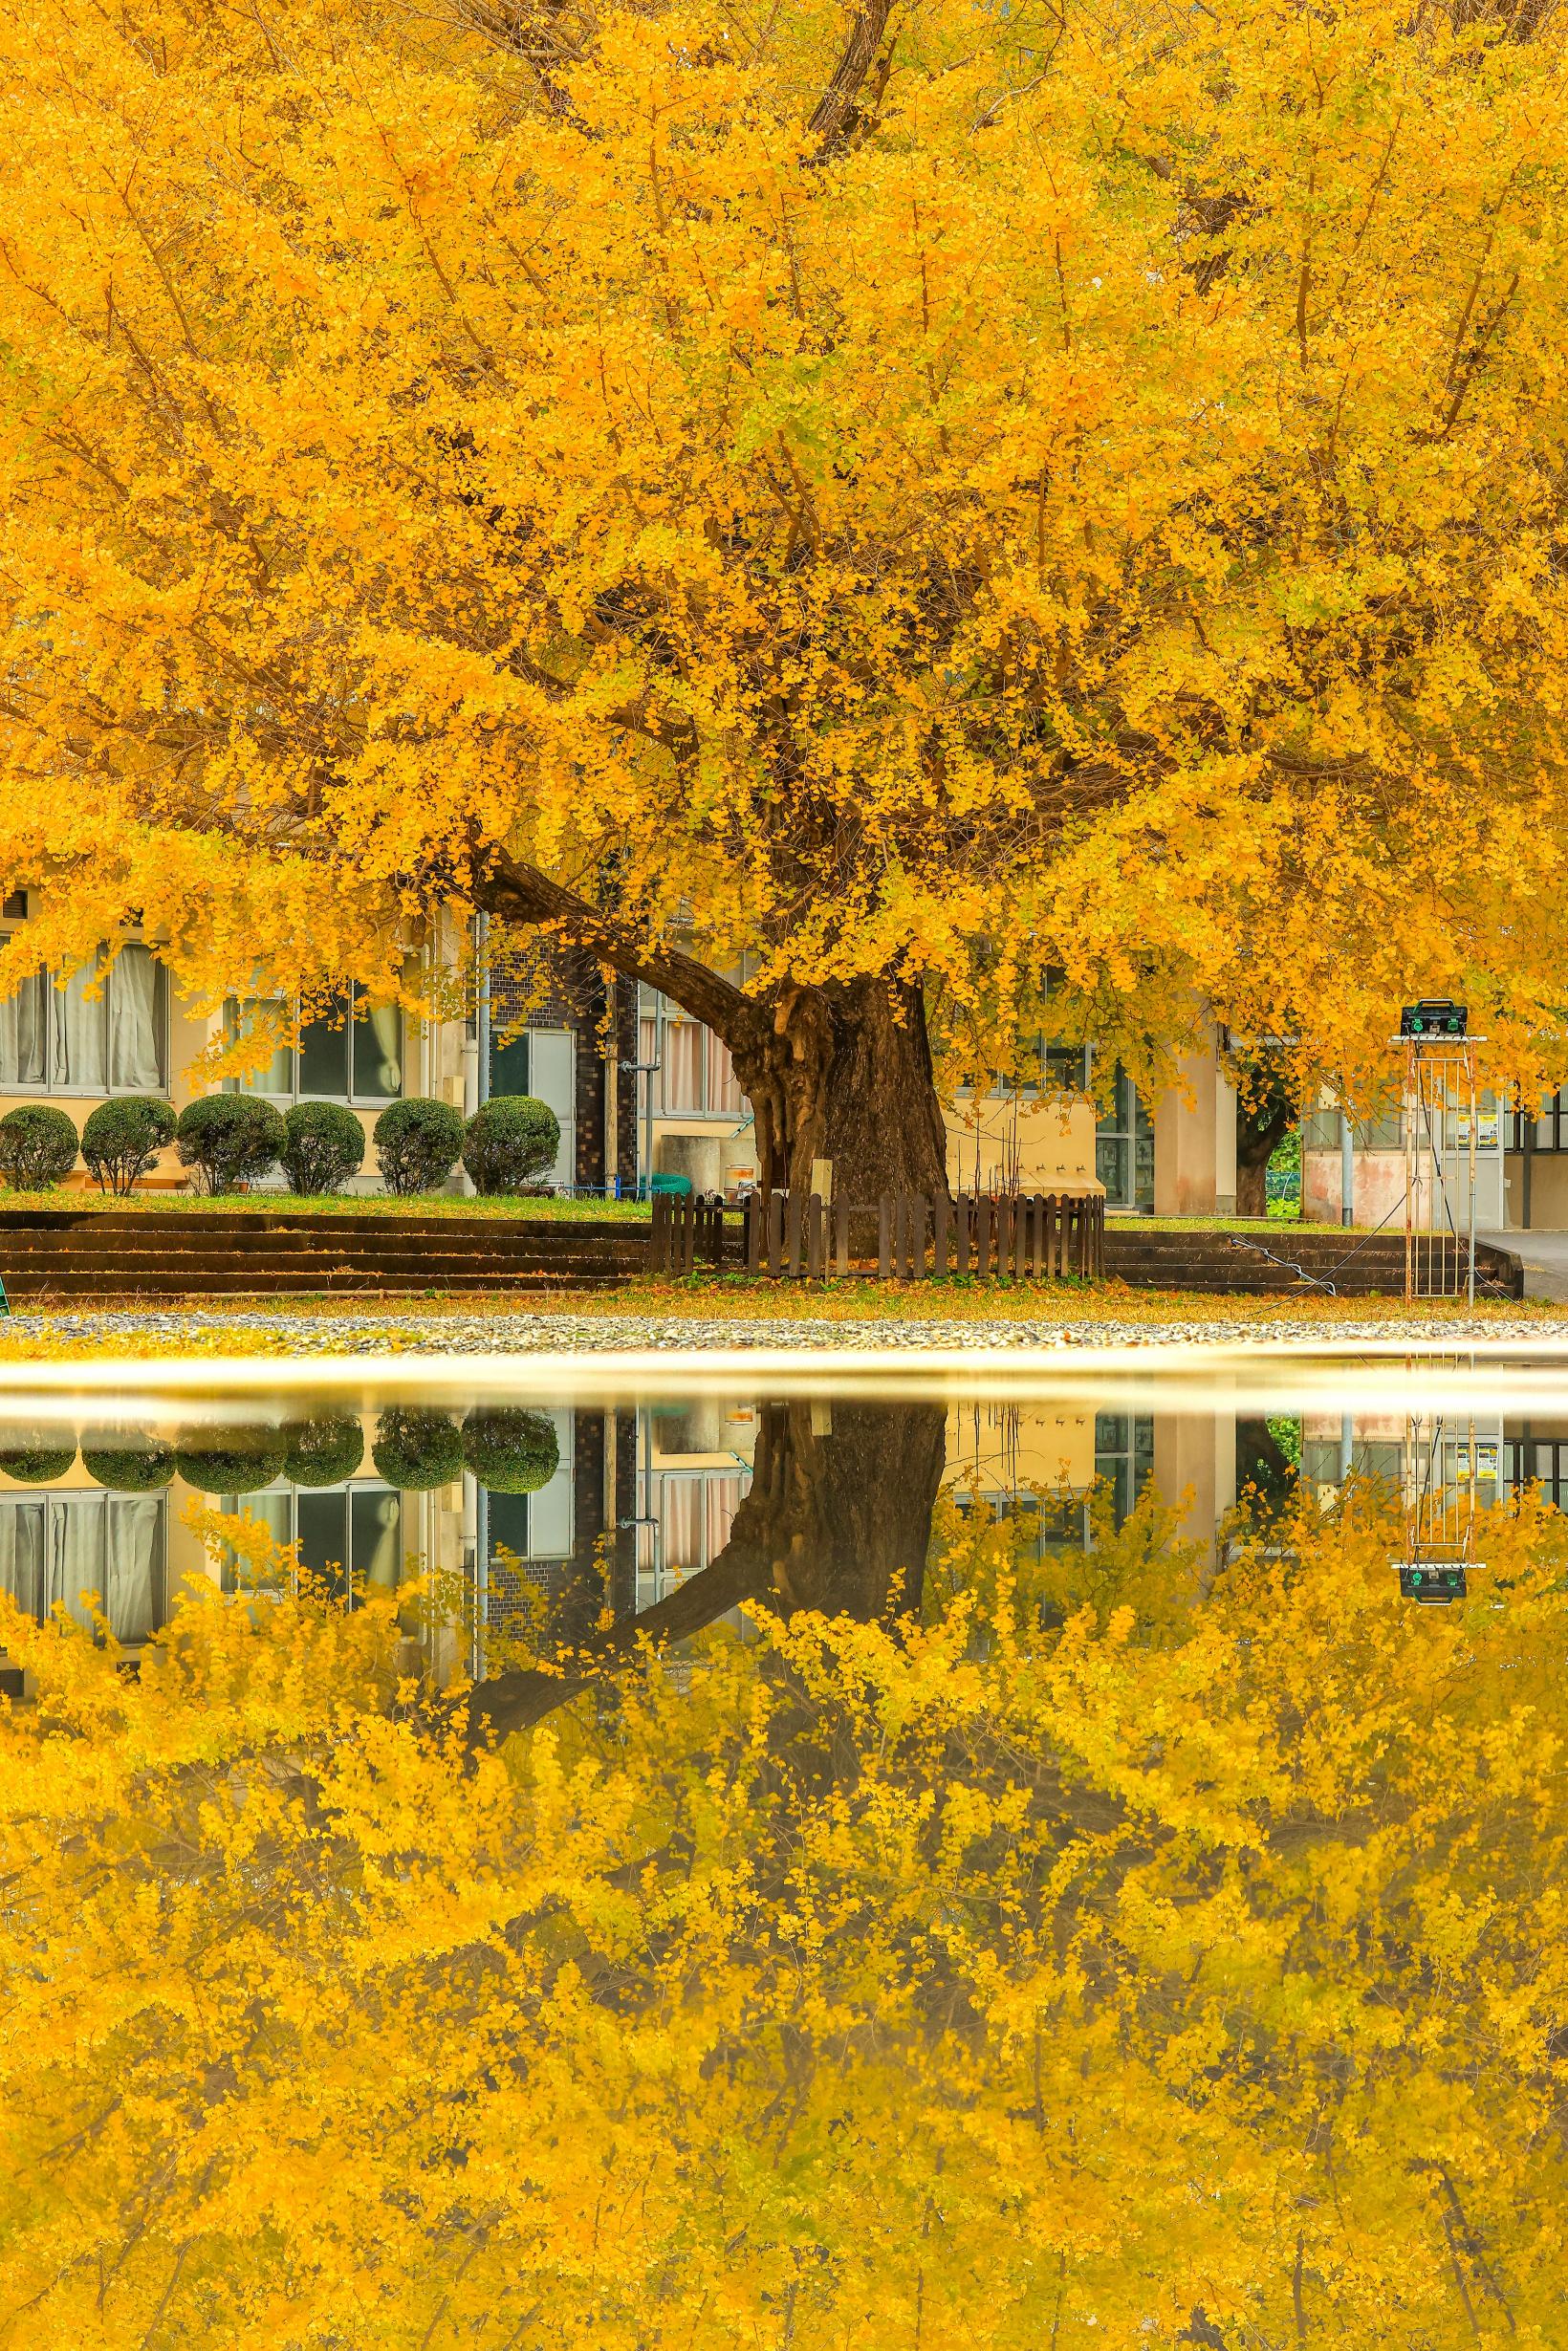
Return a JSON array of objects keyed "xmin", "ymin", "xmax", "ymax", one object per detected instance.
[{"xmin": 648, "ymin": 1188, "xmax": 1104, "ymax": 1282}]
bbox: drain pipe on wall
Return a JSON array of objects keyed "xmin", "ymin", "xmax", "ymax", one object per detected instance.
[{"xmin": 1340, "ymin": 1101, "xmax": 1355, "ymax": 1228}]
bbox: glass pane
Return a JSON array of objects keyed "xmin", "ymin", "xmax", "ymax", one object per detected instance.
[
  {"xmin": 0, "ymin": 969, "xmax": 45, "ymax": 1086},
  {"xmin": 53, "ymin": 954, "xmax": 108, "ymax": 1091},
  {"xmin": 350, "ymin": 1489, "xmax": 401, "ymax": 1594},
  {"xmin": 298, "ymin": 995, "xmax": 350, "ymax": 1099},
  {"xmin": 108, "ymin": 945, "xmax": 165, "ymax": 1091},
  {"xmin": 1044, "ymin": 1045, "xmax": 1087, "ymax": 1096},
  {"xmin": 104, "ymin": 1497, "xmax": 163, "ymax": 1644},
  {"xmin": 0, "ymin": 1501, "xmax": 45, "ymax": 1619},
  {"xmin": 1302, "ymin": 1109, "xmax": 1340, "ymax": 1151},
  {"xmin": 227, "ymin": 999, "xmax": 292, "ymax": 1094},
  {"xmin": 528, "ymin": 1444, "xmax": 574, "ymax": 1559},
  {"xmin": 663, "ymin": 1023, "xmax": 703, "ymax": 1112},
  {"xmin": 1095, "ymin": 1136, "xmax": 1128, "ymax": 1204},
  {"xmin": 223, "ymin": 1491, "xmax": 293, "ymax": 1594},
  {"xmin": 1134, "ymin": 1131, "xmax": 1155, "ymax": 1212},
  {"xmin": 351, "ymin": 993, "xmax": 402, "ymax": 1099},
  {"xmin": 490, "ymin": 1028, "xmax": 530, "ymax": 1099},
  {"xmin": 296, "ymin": 1491, "xmax": 348, "ymax": 1598},
  {"xmin": 46, "ymin": 1495, "xmax": 105, "ymax": 1631},
  {"xmin": 708, "ymin": 1034, "xmax": 744, "ymax": 1115}
]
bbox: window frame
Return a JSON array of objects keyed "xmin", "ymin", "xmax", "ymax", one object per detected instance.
[
  {"xmin": 223, "ymin": 983, "xmax": 403, "ymax": 1108},
  {"xmin": 0, "ymin": 930, "xmax": 170, "ymax": 1099}
]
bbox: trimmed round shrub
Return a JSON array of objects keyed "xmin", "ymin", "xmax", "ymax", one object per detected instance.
[
  {"xmin": 281, "ymin": 1415, "xmax": 364, "ymax": 1488},
  {"xmin": 462, "ymin": 1096, "xmax": 560, "ymax": 1196},
  {"xmin": 375, "ymin": 1096, "xmax": 465, "ymax": 1195},
  {"xmin": 461, "ymin": 1407, "xmax": 559, "ymax": 1494},
  {"xmin": 371, "ymin": 1408, "xmax": 463, "ymax": 1491},
  {"xmin": 175, "ymin": 1095, "xmax": 287, "ymax": 1194},
  {"xmin": 174, "ymin": 1424, "xmax": 288, "ymax": 1494},
  {"xmin": 80, "ymin": 1436, "xmax": 176, "ymax": 1492},
  {"xmin": 81, "ymin": 1094, "xmax": 177, "ymax": 1196},
  {"xmin": 0, "ymin": 1102, "xmax": 79, "ymax": 1190},
  {"xmin": 281, "ymin": 1100, "xmax": 365, "ymax": 1196},
  {"xmin": 0, "ymin": 1435, "xmax": 76, "ymax": 1483}
]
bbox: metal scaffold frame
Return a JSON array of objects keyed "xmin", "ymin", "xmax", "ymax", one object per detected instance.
[{"xmin": 1400, "ymin": 1036, "xmax": 1483, "ymax": 1307}]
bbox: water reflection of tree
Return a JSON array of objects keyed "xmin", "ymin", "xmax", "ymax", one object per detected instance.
[
  {"xmin": 471, "ymin": 1399, "xmax": 947, "ymax": 1744},
  {"xmin": 6, "ymin": 1485, "xmax": 1568, "ymax": 2345}
]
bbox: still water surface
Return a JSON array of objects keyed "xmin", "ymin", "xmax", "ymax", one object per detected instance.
[{"xmin": 1, "ymin": 1350, "xmax": 1564, "ymax": 2346}]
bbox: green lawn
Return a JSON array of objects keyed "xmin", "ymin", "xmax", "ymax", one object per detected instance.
[{"xmin": 0, "ymin": 1188, "xmax": 651, "ymax": 1222}]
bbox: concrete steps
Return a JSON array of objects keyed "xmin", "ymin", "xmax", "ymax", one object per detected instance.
[{"xmin": 0, "ymin": 1209, "xmax": 647, "ymax": 1299}]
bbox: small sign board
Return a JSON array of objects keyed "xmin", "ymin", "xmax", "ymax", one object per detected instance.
[
  {"xmin": 1400, "ymin": 999, "xmax": 1468, "ymax": 1040},
  {"xmin": 1394, "ymin": 1563, "xmax": 1468, "ymax": 1602}
]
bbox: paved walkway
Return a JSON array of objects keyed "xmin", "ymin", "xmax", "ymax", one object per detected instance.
[{"xmin": 1483, "ymin": 1230, "xmax": 1568, "ymax": 1303}]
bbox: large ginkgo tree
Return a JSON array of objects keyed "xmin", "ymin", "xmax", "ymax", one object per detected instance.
[{"xmin": 0, "ymin": 0, "xmax": 1566, "ymax": 1188}]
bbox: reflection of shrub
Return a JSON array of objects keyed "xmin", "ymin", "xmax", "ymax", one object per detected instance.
[
  {"xmin": 0, "ymin": 1102, "xmax": 79, "ymax": 1189},
  {"xmin": 174, "ymin": 1426, "xmax": 288, "ymax": 1493},
  {"xmin": 80, "ymin": 1095, "xmax": 177, "ymax": 1196},
  {"xmin": 461, "ymin": 1408, "xmax": 559, "ymax": 1494},
  {"xmin": 375, "ymin": 1097, "xmax": 465, "ymax": 1195},
  {"xmin": 281, "ymin": 1416, "xmax": 364, "ymax": 1488},
  {"xmin": 174, "ymin": 1096, "xmax": 286, "ymax": 1193},
  {"xmin": 81, "ymin": 1438, "xmax": 176, "ymax": 1491},
  {"xmin": 371, "ymin": 1408, "xmax": 463, "ymax": 1491},
  {"xmin": 0, "ymin": 1437, "xmax": 76, "ymax": 1483},
  {"xmin": 281, "ymin": 1101, "xmax": 365, "ymax": 1196},
  {"xmin": 461, "ymin": 1097, "xmax": 559, "ymax": 1196}
]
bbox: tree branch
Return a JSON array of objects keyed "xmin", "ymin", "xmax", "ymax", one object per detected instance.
[{"xmin": 476, "ymin": 846, "xmax": 755, "ymax": 1044}]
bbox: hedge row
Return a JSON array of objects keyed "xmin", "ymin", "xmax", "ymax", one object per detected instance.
[
  {"xmin": 0, "ymin": 1408, "xmax": 560, "ymax": 1496},
  {"xmin": 0, "ymin": 1092, "xmax": 561, "ymax": 1198}
]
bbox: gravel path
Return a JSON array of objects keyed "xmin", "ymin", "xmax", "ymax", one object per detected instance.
[{"xmin": 2, "ymin": 1307, "xmax": 1559, "ymax": 1355}]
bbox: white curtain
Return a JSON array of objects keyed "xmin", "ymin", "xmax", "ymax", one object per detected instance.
[
  {"xmin": 708, "ymin": 1035, "xmax": 744, "ymax": 1116},
  {"xmin": 355, "ymin": 1000, "xmax": 403, "ymax": 1099},
  {"xmin": 108, "ymin": 945, "xmax": 163, "ymax": 1090},
  {"xmin": 0, "ymin": 1502, "xmax": 44, "ymax": 1619},
  {"xmin": 0, "ymin": 971, "xmax": 45, "ymax": 1086},
  {"xmin": 54, "ymin": 956, "xmax": 108, "ymax": 1092},
  {"xmin": 351, "ymin": 1489, "xmax": 402, "ymax": 1591},
  {"xmin": 663, "ymin": 1022, "xmax": 704, "ymax": 1112},
  {"xmin": 104, "ymin": 1499, "xmax": 162, "ymax": 1642},
  {"xmin": 40, "ymin": 1495, "xmax": 163, "ymax": 1639}
]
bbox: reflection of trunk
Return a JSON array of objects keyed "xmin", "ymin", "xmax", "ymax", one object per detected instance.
[
  {"xmin": 480, "ymin": 854, "xmax": 949, "ymax": 1201},
  {"xmin": 468, "ymin": 1400, "xmax": 946, "ymax": 1747}
]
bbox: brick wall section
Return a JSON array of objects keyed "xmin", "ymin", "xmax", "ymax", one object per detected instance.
[{"xmin": 489, "ymin": 943, "xmax": 638, "ymax": 1191}]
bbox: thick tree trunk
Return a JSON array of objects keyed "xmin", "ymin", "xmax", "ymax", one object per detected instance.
[
  {"xmin": 479, "ymin": 854, "xmax": 950, "ymax": 1201},
  {"xmin": 1235, "ymin": 1104, "xmax": 1293, "ymax": 1219},
  {"xmin": 468, "ymin": 1399, "xmax": 946, "ymax": 1747},
  {"xmin": 730, "ymin": 976, "xmax": 949, "ymax": 1201}
]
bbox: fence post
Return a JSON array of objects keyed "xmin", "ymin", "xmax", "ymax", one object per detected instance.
[
  {"xmin": 807, "ymin": 1194, "xmax": 825, "ymax": 1279},
  {"xmin": 933, "ymin": 1192, "xmax": 951, "ymax": 1278},
  {"xmin": 975, "ymin": 1193, "xmax": 992, "ymax": 1278},
  {"xmin": 955, "ymin": 1193, "xmax": 970, "ymax": 1276},
  {"xmin": 834, "ymin": 1192, "xmax": 850, "ymax": 1278},
  {"xmin": 746, "ymin": 1193, "xmax": 763, "ymax": 1275},
  {"xmin": 768, "ymin": 1191, "xmax": 785, "ymax": 1277},
  {"xmin": 786, "ymin": 1189, "xmax": 804, "ymax": 1278},
  {"xmin": 648, "ymin": 1194, "xmax": 665, "ymax": 1274},
  {"xmin": 878, "ymin": 1197, "xmax": 891, "ymax": 1281}
]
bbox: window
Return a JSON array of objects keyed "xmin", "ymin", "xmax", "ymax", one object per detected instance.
[
  {"xmin": 224, "ymin": 987, "xmax": 402, "ymax": 1103},
  {"xmin": 218, "ymin": 1484, "xmax": 401, "ymax": 1603},
  {"xmin": 635, "ymin": 1469, "xmax": 745, "ymax": 1611},
  {"xmin": 0, "ymin": 1491, "xmax": 165, "ymax": 1644},
  {"xmin": 637, "ymin": 1000, "xmax": 744, "ymax": 1118},
  {"xmin": 1095, "ymin": 1063, "xmax": 1154, "ymax": 1210},
  {"xmin": 1303, "ymin": 1107, "xmax": 1405, "ymax": 1151},
  {"xmin": 0, "ymin": 942, "xmax": 166, "ymax": 1095},
  {"xmin": 1510, "ymin": 1093, "xmax": 1568, "ymax": 1152}
]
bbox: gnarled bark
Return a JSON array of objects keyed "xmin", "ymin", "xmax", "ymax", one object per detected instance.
[{"xmin": 468, "ymin": 1398, "xmax": 946, "ymax": 1748}]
